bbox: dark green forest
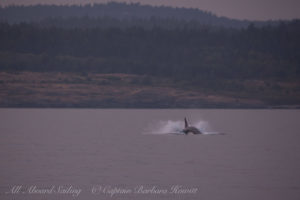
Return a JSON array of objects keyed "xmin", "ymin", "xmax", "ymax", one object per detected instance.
[{"xmin": 0, "ymin": 20, "xmax": 299, "ymax": 81}]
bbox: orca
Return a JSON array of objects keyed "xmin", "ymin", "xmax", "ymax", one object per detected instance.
[{"xmin": 182, "ymin": 117, "xmax": 202, "ymax": 134}]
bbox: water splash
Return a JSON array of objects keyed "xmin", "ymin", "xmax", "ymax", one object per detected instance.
[
  {"xmin": 144, "ymin": 119, "xmax": 218, "ymax": 135},
  {"xmin": 193, "ymin": 121, "xmax": 210, "ymax": 133},
  {"xmin": 155, "ymin": 120, "xmax": 184, "ymax": 134}
]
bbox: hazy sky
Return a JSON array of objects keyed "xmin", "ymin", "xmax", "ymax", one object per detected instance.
[{"xmin": 1, "ymin": 0, "xmax": 300, "ymax": 20}]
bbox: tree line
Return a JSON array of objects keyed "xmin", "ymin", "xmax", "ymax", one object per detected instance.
[
  {"xmin": 0, "ymin": 2, "xmax": 263, "ymax": 28},
  {"xmin": 0, "ymin": 20, "xmax": 299, "ymax": 81}
]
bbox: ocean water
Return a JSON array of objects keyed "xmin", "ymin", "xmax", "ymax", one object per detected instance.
[{"xmin": 0, "ymin": 109, "xmax": 299, "ymax": 200}]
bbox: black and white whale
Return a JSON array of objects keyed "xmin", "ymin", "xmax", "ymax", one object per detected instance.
[{"xmin": 182, "ymin": 117, "xmax": 202, "ymax": 134}]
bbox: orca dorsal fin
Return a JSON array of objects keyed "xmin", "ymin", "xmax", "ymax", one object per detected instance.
[{"xmin": 184, "ymin": 117, "xmax": 188, "ymax": 128}]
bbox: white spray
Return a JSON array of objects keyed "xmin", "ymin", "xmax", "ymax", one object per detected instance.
[{"xmin": 144, "ymin": 119, "xmax": 215, "ymax": 135}]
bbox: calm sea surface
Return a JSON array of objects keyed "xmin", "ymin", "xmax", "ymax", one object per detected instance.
[{"xmin": 0, "ymin": 109, "xmax": 299, "ymax": 200}]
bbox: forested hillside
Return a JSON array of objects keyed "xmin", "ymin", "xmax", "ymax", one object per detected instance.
[
  {"xmin": 0, "ymin": 21, "xmax": 299, "ymax": 80},
  {"xmin": 0, "ymin": 3, "xmax": 299, "ymax": 108}
]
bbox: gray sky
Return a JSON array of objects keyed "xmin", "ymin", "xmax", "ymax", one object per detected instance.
[{"xmin": 1, "ymin": 0, "xmax": 300, "ymax": 20}]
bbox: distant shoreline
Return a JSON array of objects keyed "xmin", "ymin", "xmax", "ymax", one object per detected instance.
[{"xmin": 1, "ymin": 71, "xmax": 299, "ymax": 109}]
